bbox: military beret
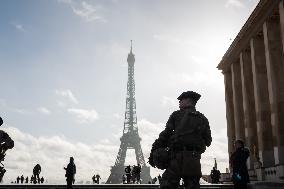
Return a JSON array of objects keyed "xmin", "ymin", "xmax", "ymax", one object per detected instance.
[{"xmin": 177, "ymin": 91, "xmax": 201, "ymax": 102}]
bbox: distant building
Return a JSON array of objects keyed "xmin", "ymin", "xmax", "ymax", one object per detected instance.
[{"xmin": 218, "ymin": 0, "xmax": 284, "ymax": 181}]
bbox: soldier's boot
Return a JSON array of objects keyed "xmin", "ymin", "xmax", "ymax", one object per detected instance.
[{"xmin": 184, "ymin": 177, "xmax": 200, "ymax": 189}]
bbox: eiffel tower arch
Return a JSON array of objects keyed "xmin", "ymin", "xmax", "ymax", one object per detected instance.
[{"xmin": 106, "ymin": 41, "xmax": 151, "ymax": 184}]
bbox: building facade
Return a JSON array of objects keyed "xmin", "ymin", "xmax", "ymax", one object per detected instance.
[{"xmin": 218, "ymin": 0, "xmax": 284, "ymax": 181}]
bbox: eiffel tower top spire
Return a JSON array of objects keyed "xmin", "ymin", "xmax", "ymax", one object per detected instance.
[
  {"xmin": 130, "ymin": 40, "xmax": 133, "ymax": 53},
  {"xmin": 127, "ymin": 40, "xmax": 135, "ymax": 64}
]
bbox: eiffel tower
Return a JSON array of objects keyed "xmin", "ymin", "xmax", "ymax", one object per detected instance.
[{"xmin": 106, "ymin": 41, "xmax": 151, "ymax": 184}]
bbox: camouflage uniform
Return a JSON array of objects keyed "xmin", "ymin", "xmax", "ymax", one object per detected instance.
[{"xmin": 149, "ymin": 91, "xmax": 212, "ymax": 189}]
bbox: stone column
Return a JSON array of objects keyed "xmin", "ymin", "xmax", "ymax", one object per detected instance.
[
  {"xmin": 224, "ymin": 71, "xmax": 236, "ymax": 156},
  {"xmin": 231, "ymin": 61, "xmax": 245, "ymax": 141},
  {"xmin": 240, "ymin": 50, "xmax": 258, "ymax": 169},
  {"xmin": 279, "ymin": 0, "xmax": 284, "ymax": 54},
  {"xmin": 263, "ymin": 15, "xmax": 284, "ymax": 165},
  {"xmin": 250, "ymin": 34, "xmax": 275, "ymax": 167}
]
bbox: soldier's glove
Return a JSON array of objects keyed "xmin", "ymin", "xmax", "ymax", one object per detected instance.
[{"xmin": 148, "ymin": 152, "xmax": 156, "ymax": 168}]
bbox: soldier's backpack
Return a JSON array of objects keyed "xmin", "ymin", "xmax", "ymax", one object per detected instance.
[{"xmin": 152, "ymin": 147, "xmax": 170, "ymax": 170}]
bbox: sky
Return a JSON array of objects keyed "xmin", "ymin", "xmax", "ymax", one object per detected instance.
[{"xmin": 0, "ymin": 0, "xmax": 259, "ymax": 184}]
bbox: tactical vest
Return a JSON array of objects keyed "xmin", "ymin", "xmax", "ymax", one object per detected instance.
[{"xmin": 171, "ymin": 109, "xmax": 206, "ymax": 152}]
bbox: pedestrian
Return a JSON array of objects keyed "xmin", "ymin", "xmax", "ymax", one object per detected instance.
[
  {"xmin": 210, "ymin": 167, "xmax": 221, "ymax": 183},
  {"xmin": 149, "ymin": 91, "xmax": 212, "ymax": 189},
  {"xmin": 16, "ymin": 176, "xmax": 20, "ymax": 184},
  {"xmin": 125, "ymin": 165, "xmax": 131, "ymax": 184},
  {"xmin": 33, "ymin": 164, "xmax": 41, "ymax": 184},
  {"xmin": 40, "ymin": 176, "xmax": 44, "ymax": 184},
  {"xmin": 92, "ymin": 174, "xmax": 96, "ymax": 184},
  {"xmin": 230, "ymin": 139, "xmax": 250, "ymax": 189},
  {"xmin": 64, "ymin": 157, "xmax": 76, "ymax": 189},
  {"xmin": 95, "ymin": 174, "xmax": 101, "ymax": 184},
  {"xmin": 122, "ymin": 174, "xmax": 126, "ymax": 184},
  {"xmin": 30, "ymin": 175, "xmax": 34, "ymax": 183},
  {"xmin": 20, "ymin": 175, "xmax": 24, "ymax": 184},
  {"xmin": 25, "ymin": 176, "xmax": 29, "ymax": 183}
]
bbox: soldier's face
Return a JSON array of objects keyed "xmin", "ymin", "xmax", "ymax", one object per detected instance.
[{"xmin": 179, "ymin": 98, "xmax": 191, "ymax": 109}]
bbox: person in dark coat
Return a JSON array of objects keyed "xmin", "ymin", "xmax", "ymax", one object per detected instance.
[
  {"xmin": 125, "ymin": 165, "xmax": 131, "ymax": 184},
  {"xmin": 20, "ymin": 175, "xmax": 24, "ymax": 184},
  {"xmin": 95, "ymin": 174, "xmax": 101, "ymax": 184},
  {"xmin": 230, "ymin": 139, "xmax": 250, "ymax": 189},
  {"xmin": 210, "ymin": 167, "xmax": 221, "ymax": 183},
  {"xmin": 33, "ymin": 164, "xmax": 41, "ymax": 184},
  {"xmin": 64, "ymin": 157, "xmax": 76, "ymax": 189}
]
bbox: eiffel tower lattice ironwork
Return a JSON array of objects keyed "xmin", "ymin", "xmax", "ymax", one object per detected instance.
[{"xmin": 106, "ymin": 41, "xmax": 151, "ymax": 184}]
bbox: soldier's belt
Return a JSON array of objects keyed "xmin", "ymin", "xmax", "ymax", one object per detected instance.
[{"xmin": 173, "ymin": 146, "xmax": 201, "ymax": 152}]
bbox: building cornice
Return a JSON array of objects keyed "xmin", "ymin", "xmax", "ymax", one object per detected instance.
[{"xmin": 217, "ymin": 0, "xmax": 281, "ymax": 73}]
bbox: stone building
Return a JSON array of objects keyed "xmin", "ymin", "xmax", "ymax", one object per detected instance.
[{"xmin": 218, "ymin": 0, "xmax": 284, "ymax": 181}]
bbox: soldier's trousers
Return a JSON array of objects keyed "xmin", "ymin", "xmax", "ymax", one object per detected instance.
[{"xmin": 160, "ymin": 151, "xmax": 201, "ymax": 189}]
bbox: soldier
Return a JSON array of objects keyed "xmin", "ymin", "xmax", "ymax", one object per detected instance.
[
  {"xmin": 149, "ymin": 91, "xmax": 212, "ymax": 189},
  {"xmin": 64, "ymin": 157, "xmax": 76, "ymax": 189},
  {"xmin": 33, "ymin": 164, "xmax": 41, "ymax": 184}
]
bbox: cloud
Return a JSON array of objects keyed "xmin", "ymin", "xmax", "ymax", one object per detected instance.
[
  {"xmin": 2, "ymin": 126, "xmax": 118, "ymax": 184},
  {"xmin": 68, "ymin": 108, "xmax": 99, "ymax": 123},
  {"xmin": 161, "ymin": 96, "xmax": 177, "ymax": 108},
  {"xmin": 12, "ymin": 108, "xmax": 32, "ymax": 115},
  {"xmin": 55, "ymin": 89, "xmax": 78, "ymax": 104},
  {"xmin": 72, "ymin": 1, "xmax": 106, "ymax": 23},
  {"xmin": 153, "ymin": 34, "xmax": 192, "ymax": 46},
  {"xmin": 1, "ymin": 119, "xmax": 228, "ymax": 184},
  {"xmin": 113, "ymin": 113, "xmax": 123, "ymax": 119},
  {"xmin": 0, "ymin": 98, "xmax": 6, "ymax": 107},
  {"xmin": 11, "ymin": 22, "xmax": 26, "ymax": 32},
  {"xmin": 225, "ymin": 0, "xmax": 244, "ymax": 8},
  {"xmin": 57, "ymin": 0, "xmax": 72, "ymax": 3},
  {"xmin": 38, "ymin": 107, "xmax": 51, "ymax": 115},
  {"xmin": 169, "ymin": 72, "xmax": 220, "ymax": 88},
  {"xmin": 58, "ymin": 0, "xmax": 106, "ymax": 23}
]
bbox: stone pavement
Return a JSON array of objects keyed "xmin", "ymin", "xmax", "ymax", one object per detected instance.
[{"xmin": 0, "ymin": 184, "xmax": 233, "ymax": 189}]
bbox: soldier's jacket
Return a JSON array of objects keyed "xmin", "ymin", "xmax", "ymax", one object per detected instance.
[{"xmin": 152, "ymin": 106, "xmax": 212, "ymax": 153}]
